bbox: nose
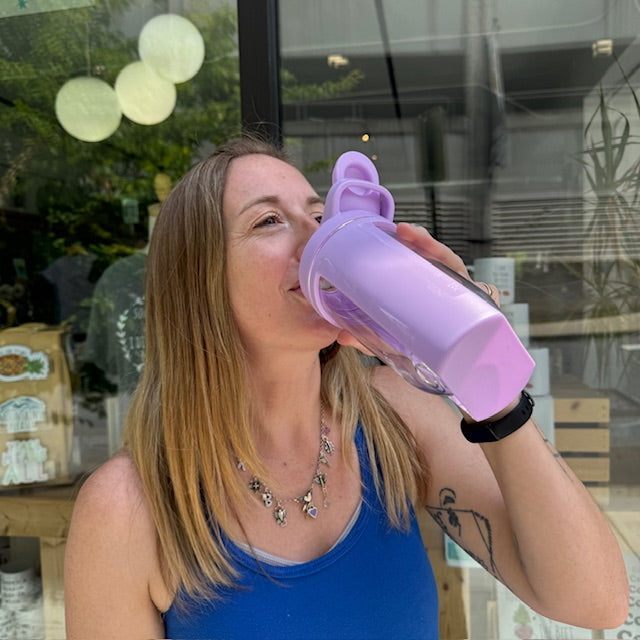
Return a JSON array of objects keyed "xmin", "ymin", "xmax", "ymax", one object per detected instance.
[{"xmin": 295, "ymin": 216, "xmax": 319, "ymax": 261}]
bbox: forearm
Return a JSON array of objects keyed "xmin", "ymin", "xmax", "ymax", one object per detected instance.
[{"xmin": 480, "ymin": 417, "xmax": 628, "ymax": 627}]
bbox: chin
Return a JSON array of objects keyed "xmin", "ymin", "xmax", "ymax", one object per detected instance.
[{"xmin": 308, "ymin": 319, "xmax": 340, "ymax": 345}]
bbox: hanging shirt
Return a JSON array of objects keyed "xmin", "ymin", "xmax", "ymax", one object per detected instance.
[{"xmin": 84, "ymin": 251, "xmax": 147, "ymax": 393}]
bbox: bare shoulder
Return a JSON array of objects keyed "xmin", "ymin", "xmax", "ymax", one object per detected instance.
[
  {"xmin": 72, "ymin": 451, "xmax": 150, "ymax": 534},
  {"xmin": 65, "ymin": 452, "xmax": 168, "ymax": 638}
]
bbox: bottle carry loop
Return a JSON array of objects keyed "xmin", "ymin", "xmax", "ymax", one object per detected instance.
[
  {"xmin": 323, "ymin": 151, "xmax": 395, "ymax": 223},
  {"xmin": 323, "ymin": 178, "xmax": 395, "ymax": 223}
]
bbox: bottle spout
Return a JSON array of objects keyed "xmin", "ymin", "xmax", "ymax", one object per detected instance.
[
  {"xmin": 332, "ymin": 150, "xmax": 380, "ymax": 184},
  {"xmin": 323, "ymin": 151, "xmax": 395, "ymax": 223}
]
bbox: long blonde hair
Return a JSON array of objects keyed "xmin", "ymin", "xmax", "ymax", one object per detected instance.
[{"xmin": 123, "ymin": 136, "xmax": 430, "ymax": 607}]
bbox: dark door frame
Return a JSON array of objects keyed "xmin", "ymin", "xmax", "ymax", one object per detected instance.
[{"xmin": 237, "ymin": 0, "xmax": 282, "ymax": 145}]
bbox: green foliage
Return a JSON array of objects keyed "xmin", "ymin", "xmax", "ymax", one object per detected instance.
[
  {"xmin": 572, "ymin": 54, "xmax": 640, "ymax": 385},
  {"xmin": 0, "ymin": 1, "xmax": 364, "ymax": 284},
  {"xmin": 575, "ymin": 54, "xmax": 640, "ymax": 315},
  {"xmin": 281, "ymin": 68, "xmax": 364, "ymax": 103},
  {"xmin": 0, "ymin": 1, "xmax": 241, "ymax": 270}
]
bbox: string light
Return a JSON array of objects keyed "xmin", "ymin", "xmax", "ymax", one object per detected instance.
[
  {"xmin": 55, "ymin": 77, "xmax": 121, "ymax": 142},
  {"xmin": 115, "ymin": 61, "xmax": 177, "ymax": 126},
  {"xmin": 138, "ymin": 14, "xmax": 205, "ymax": 83}
]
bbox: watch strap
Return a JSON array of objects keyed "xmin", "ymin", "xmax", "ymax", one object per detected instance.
[{"xmin": 461, "ymin": 390, "xmax": 535, "ymax": 443}]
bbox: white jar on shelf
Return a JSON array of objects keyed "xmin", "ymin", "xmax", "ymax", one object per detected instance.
[
  {"xmin": 0, "ymin": 563, "xmax": 38, "ymax": 611},
  {"xmin": 0, "ymin": 607, "xmax": 16, "ymax": 640},
  {"xmin": 15, "ymin": 596, "xmax": 44, "ymax": 640}
]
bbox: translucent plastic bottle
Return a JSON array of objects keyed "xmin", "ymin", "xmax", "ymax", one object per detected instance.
[{"xmin": 299, "ymin": 151, "xmax": 535, "ymax": 421}]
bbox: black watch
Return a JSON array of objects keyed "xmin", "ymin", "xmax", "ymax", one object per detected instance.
[{"xmin": 460, "ymin": 390, "xmax": 535, "ymax": 443}]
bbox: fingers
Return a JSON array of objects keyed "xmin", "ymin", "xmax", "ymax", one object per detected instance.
[
  {"xmin": 396, "ymin": 224, "xmax": 502, "ymax": 307},
  {"xmin": 474, "ymin": 281, "xmax": 501, "ymax": 306},
  {"xmin": 396, "ymin": 222, "xmax": 469, "ymax": 279}
]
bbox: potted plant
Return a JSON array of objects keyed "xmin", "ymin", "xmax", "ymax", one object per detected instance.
[{"xmin": 573, "ymin": 54, "xmax": 640, "ymax": 391}]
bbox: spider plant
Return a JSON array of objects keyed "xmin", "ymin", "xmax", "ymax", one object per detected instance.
[{"xmin": 573, "ymin": 54, "xmax": 640, "ymax": 387}]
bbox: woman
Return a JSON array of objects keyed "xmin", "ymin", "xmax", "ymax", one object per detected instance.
[{"xmin": 64, "ymin": 137, "xmax": 629, "ymax": 639}]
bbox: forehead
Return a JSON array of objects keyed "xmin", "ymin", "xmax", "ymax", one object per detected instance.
[{"xmin": 224, "ymin": 154, "xmax": 314, "ymax": 206}]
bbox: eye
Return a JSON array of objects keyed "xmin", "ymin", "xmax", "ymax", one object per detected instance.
[
  {"xmin": 312, "ymin": 212, "xmax": 324, "ymax": 224},
  {"xmin": 254, "ymin": 213, "xmax": 281, "ymax": 228}
]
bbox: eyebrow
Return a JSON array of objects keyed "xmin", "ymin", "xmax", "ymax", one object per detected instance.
[{"xmin": 238, "ymin": 195, "xmax": 325, "ymax": 216}]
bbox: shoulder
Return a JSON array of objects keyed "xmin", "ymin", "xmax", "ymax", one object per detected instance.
[
  {"xmin": 65, "ymin": 452, "xmax": 170, "ymax": 636},
  {"xmin": 72, "ymin": 451, "xmax": 149, "ymax": 528},
  {"xmin": 68, "ymin": 451, "xmax": 162, "ymax": 576}
]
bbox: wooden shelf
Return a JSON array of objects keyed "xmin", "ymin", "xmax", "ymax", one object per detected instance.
[{"xmin": 0, "ymin": 481, "xmax": 80, "ymax": 640}]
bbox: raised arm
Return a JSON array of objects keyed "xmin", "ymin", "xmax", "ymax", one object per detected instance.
[
  {"xmin": 363, "ymin": 223, "xmax": 629, "ymax": 629},
  {"xmin": 374, "ymin": 366, "xmax": 628, "ymax": 629}
]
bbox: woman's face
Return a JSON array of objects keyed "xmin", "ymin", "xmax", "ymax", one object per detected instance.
[{"xmin": 222, "ymin": 153, "xmax": 339, "ymax": 357}]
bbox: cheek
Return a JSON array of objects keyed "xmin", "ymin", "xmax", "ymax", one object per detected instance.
[{"xmin": 226, "ymin": 252, "xmax": 279, "ymax": 317}]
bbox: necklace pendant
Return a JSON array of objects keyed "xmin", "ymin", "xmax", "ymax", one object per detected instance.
[
  {"xmin": 301, "ymin": 490, "xmax": 318, "ymax": 519},
  {"xmin": 322, "ymin": 435, "xmax": 335, "ymax": 455},
  {"xmin": 274, "ymin": 504, "xmax": 287, "ymax": 526},
  {"xmin": 239, "ymin": 401, "xmax": 330, "ymax": 528}
]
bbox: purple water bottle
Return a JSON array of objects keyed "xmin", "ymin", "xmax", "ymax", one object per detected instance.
[{"xmin": 300, "ymin": 151, "xmax": 535, "ymax": 421}]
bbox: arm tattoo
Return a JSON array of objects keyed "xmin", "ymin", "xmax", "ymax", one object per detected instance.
[{"xmin": 426, "ymin": 487, "xmax": 505, "ymax": 583}]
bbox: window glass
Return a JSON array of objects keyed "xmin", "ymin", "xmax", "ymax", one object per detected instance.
[
  {"xmin": 279, "ymin": 1, "xmax": 640, "ymax": 637},
  {"xmin": 0, "ymin": 1, "xmax": 238, "ymax": 630}
]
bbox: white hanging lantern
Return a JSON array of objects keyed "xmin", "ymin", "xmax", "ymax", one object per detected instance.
[
  {"xmin": 138, "ymin": 14, "xmax": 205, "ymax": 84},
  {"xmin": 115, "ymin": 61, "xmax": 176, "ymax": 125},
  {"xmin": 54, "ymin": 77, "xmax": 122, "ymax": 142}
]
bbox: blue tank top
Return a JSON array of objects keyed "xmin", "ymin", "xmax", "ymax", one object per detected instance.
[{"xmin": 163, "ymin": 426, "xmax": 439, "ymax": 639}]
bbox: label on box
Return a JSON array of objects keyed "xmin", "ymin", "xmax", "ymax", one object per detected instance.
[
  {"xmin": 0, "ymin": 346, "xmax": 49, "ymax": 382},
  {"xmin": 1, "ymin": 438, "xmax": 49, "ymax": 486},
  {"xmin": 0, "ymin": 397, "xmax": 46, "ymax": 433},
  {"xmin": 502, "ymin": 303, "xmax": 530, "ymax": 347},
  {"xmin": 444, "ymin": 534, "xmax": 480, "ymax": 568},
  {"xmin": 526, "ymin": 347, "xmax": 550, "ymax": 396}
]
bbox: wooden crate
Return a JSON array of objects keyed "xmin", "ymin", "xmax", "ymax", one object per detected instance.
[{"xmin": 552, "ymin": 376, "xmax": 611, "ymax": 497}]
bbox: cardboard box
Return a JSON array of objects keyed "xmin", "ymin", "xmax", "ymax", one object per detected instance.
[{"xmin": 0, "ymin": 324, "xmax": 73, "ymax": 489}]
